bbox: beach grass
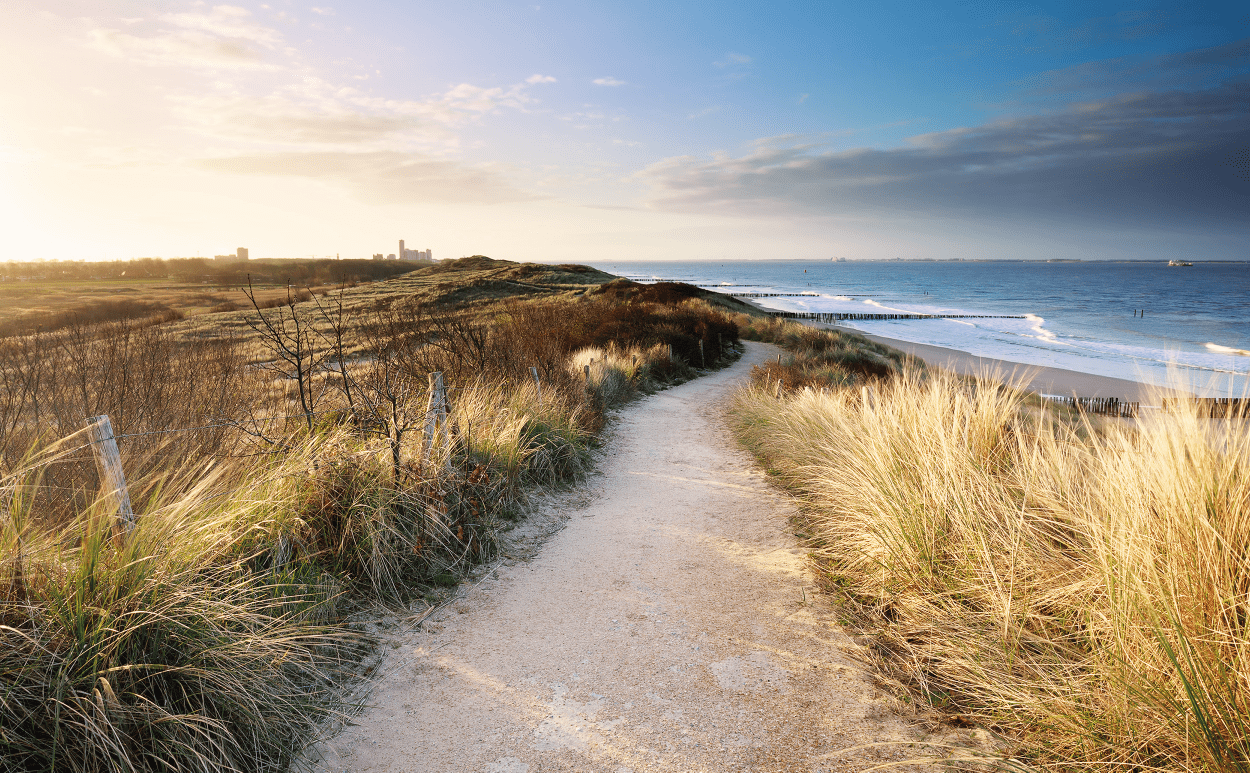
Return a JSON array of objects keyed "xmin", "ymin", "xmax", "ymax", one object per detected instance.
[
  {"xmin": 0, "ymin": 271, "xmax": 742, "ymax": 771},
  {"xmin": 730, "ymin": 363, "xmax": 1250, "ymax": 771}
]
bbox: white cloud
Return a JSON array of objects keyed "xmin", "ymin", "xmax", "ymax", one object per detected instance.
[
  {"xmin": 593, "ymin": 76, "xmax": 625, "ymax": 86},
  {"xmin": 175, "ymin": 72, "xmax": 560, "ymax": 150},
  {"xmin": 310, "ymin": 7, "xmax": 335, "ymax": 15},
  {"xmin": 640, "ymin": 82, "xmax": 1250, "ymax": 231},
  {"xmin": 160, "ymin": 6, "xmax": 282, "ymax": 47},
  {"xmin": 74, "ymin": 8, "xmax": 563, "ymax": 205},
  {"xmin": 194, "ymin": 151, "xmax": 532, "ymax": 204},
  {"xmin": 715, "ymin": 52, "xmax": 752, "ymax": 67},
  {"xmin": 87, "ymin": 27, "xmax": 279, "ymax": 69},
  {"xmin": 87, "ymin": 6, "xmax": 284, "ymax": 69}
]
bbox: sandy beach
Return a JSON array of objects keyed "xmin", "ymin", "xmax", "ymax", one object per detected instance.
[
  {"xmin": 849, "ymin": 330, "xmax": 1168, "ymax": 403},
  {"xmin": 759, "ymin": 312, "xmax": 1169, "ymax": 402},
  {"xmin": 733, "ymin": 295, "xmax": 1170, "ymax": 402}
]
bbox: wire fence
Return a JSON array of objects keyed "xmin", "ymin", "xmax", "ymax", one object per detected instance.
[{"xmin": 1, "ymin": 374, "xmax": 465, "ymax": 532}]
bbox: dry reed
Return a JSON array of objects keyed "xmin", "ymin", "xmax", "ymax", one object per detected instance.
[{"xmin": 732, "ymin": 368, "xmax": 1249, "ymax": 771}]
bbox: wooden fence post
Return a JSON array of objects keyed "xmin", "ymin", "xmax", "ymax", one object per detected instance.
[
  {"xmin": 698, "ymin": 340, "xmax": 705, "ymax": 368},
  {"xmin": 668, "ymin": 344, "xmax": 673, "ymax": 362},
  {"xmin": 529, "ymin": 366, "xmax": 542, "ymax": 400},
  {"xmin": 584, "ymin": 363, "xmax": 591, "ymax": 385},
  {"xmin": 423, "ymin": 372, "xmax": 451, "ymax": 470},
  {"xmin": 85, "ymin": 415, "xmax": 135, "ymax": 533}
]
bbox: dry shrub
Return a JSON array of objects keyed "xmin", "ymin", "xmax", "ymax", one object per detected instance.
[
  {"xmin": 0, "ymin": 300, "xmax": 184, "ymax": 338},
  {"xmin": 0, "ymin": 281, "xmax": 744, "ymax": 771},
  {"xmin": 737, "ymin": 315, "xmax": 904, "ymax": 391},
  {"xmin": 732, "ymin": 369, "xmax": 1250, "ymax": 771},
  {"xmin": 0, "ymin": 323, "xmax": 249, "ymax": 528}
]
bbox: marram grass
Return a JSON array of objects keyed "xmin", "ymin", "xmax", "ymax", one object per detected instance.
[
  {"xmin": 0, "ymin": 340, "xmax": 701, "ymax": 772},
  {"xmin": 731, "ymin": 369, "xmax": 1250, "ymax": 771}
]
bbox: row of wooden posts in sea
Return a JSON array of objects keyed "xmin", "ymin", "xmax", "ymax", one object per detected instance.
[
  {"xmin": 765, "ymin": 310, "xmax": 1026, "ymax": 322},
  {"xmin": 1043, "ymin": 395, "xmax": 1141, "ymax": 418},
  {"xmin": 1043, "ymin": 396, "xmax": 1249, "ymax": 419},
  {"xmin": 1161, "ymin": 397, "xmax": 1250, "ymax": 418}
]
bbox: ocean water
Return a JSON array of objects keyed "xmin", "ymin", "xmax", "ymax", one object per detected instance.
[{"xmin": 585, "ymin": 259, "xmax": 1250, "ymax": 397}]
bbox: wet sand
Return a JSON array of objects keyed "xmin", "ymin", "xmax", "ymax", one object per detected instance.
[
  {"xmin": 737, "ymin": 297, "xmax": 1168, "ymax": 402},
  {"xmin": 849, "ymin": 330, "xmax": 1170, "ymax": 403}
]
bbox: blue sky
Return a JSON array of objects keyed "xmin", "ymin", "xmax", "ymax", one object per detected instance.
[{"xmin": 1, "ymin": 0, "xmax": 1246, "ymax": 261}]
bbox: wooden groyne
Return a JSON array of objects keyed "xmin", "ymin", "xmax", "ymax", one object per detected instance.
[
  {"xmin": 731, "ymin": 292, "xmax": 821, "ymax": 298},
  {"xmin": 1161, "ymin": 397, "xmax": 1250, "ymax": 418},
  {"xmin": 1044, "ymin": 395, "xmax": 1140, "ymax": 418},
  {"xmin": 767, "ymin": 311, "xmax": 1027, "ymax": 322}
]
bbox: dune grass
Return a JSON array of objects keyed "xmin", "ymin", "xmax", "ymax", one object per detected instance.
[
  {"xmin": 0, "ymin": 286, "xmax": 741, "ymax": 771},
  {"xmin": 0, "ymin": 372, "xmax": 601, "ymax": 771},
  {"xmin": 731, "ymin": 366, "xmax": 1250, "ymax": 771},
  {"xmin": 1, "ymin": 438, "xmax": 348, "ymax": 773}
]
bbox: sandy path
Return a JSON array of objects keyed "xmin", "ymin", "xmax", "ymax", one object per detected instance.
[{"xmin": 309, "ymin": 342, "xmax": 931, "ymax": 773}]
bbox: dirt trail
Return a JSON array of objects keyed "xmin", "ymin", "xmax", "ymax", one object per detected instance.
[{"xmin": 309, "ymin": 342, "xmax": 932, "ymax": 772}]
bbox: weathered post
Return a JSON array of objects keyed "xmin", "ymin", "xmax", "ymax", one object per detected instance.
[
  {"xmin": 775, "ymin": 379, "xmax": 783, "ymax": 399},
  {"xmin": 423, "ymin": 372, "xmax": 451, "ymax": 469},
  {"xmin": 584, "ymin": 363, "xmax": 591, "ymax": 385},
  {"xmin": 698, "ymin": 340, "xmax": 705, "ymax": 368},
  {"xmin": 529, "ymin": 366, "xmax": 542, "ymax": 400},
  {"xmin": 85, "ymin": 415, "xmax": 135, "ymax": 533},
  {"xmin": 861, "ymin": 385, "xmax": 875, "ymax": 411},
  {"xmin": 668, "ymin": 344, "xmax": 673, "ymax": 362}
]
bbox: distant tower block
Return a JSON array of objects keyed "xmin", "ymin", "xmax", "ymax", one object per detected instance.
[
  {"xmin": 399, "ymin": 239, "xmax": 405, "ymax": 259},
  {"xmin": 237, "ymin": 247, "xmax": 249, "ymax": 261}
]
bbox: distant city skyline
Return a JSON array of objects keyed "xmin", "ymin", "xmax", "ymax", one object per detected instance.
[{"xmin": 1, "ymin": 1, "xmax": 1246, "ymax": 262}]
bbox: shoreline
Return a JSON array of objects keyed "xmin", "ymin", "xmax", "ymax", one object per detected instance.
[
  {"xmin": 733, "ymin": 295, "xmax": 1173, "ymax": 402},
  {"xmin": 844, "ymin": 328, "xmax": 1170, "ymax": 403}
]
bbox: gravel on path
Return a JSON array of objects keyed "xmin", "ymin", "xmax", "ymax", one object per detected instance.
[{"xmin": 307, "ymin": 341, "xmax": 937, "ymax": 773}]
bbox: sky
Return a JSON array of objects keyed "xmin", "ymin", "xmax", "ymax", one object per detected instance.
[{"xmin": 0, "ymin": 0, "xmax": 1246, "ymax": 262}]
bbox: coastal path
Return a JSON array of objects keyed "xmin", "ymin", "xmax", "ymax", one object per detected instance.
[{"xmin": 307, "ymin": 342, "xmax": 935, "ymax": 773}]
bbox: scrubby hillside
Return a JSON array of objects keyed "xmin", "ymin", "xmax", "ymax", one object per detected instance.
[{"xmin": 0, "ymin": 260, "xmax": 749, "ymax": 772}]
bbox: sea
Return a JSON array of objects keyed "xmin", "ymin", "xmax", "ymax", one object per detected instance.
[{"xmin": 583, "ymin": 260, "xmax": 1250, "ymax": 398}]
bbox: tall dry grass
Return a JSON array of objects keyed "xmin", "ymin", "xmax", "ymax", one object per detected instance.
[
  {"xmin": 0, "ymin": 288, "xmax": 740, "ymax": 771},
  {"xmin": 732, "ymin": 369, "xmax": 1250, "ymax": 771},
  {"xmin": 0, "ymin": 377, "xmax": 592, "ymax": 771},
  {"xmin": 1, "ymin": 437, "xmax": 348, "ymax": 773}
]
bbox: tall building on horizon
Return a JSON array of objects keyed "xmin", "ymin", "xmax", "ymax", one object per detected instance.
[
  {"xmin": 397, "ymin": 239, "xmax": 431, "ymax": 261},
  {"xmin": 237, "ymin": 247, "xmax": 248, "ymax": 261}
]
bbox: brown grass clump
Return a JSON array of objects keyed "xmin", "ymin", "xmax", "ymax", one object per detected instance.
[
  {"xmin": 731, "ymin": 368, "xmax": 1250, "ymax": 771},
  {"xmin": 0, "ymin": 300, "xmax": 185, "ymax": 337},
  {"xmin": 731, "ymin": 313, "xmax": 906, "ymax": 390},
  {"xmin": 0, "ymin": 278, "xmax": 743, "ymax": 771}
]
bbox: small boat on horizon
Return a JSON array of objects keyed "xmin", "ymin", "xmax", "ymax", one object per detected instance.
[{"xmin": 1167, "ymin": 260, "xmax": 1193, "ymax": 266}]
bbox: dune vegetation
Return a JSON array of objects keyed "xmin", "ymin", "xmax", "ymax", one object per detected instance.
[
  {"xmin": 0, "ymin": 257, "xmax": 427, "ymax": 338},
  {"xmin": 0, "ymin": 262, "xmax": 742, "ymax": 772},
  {"xmin": 731, "ymin": 319, "xmax": 1250, "ymax": 771}
]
